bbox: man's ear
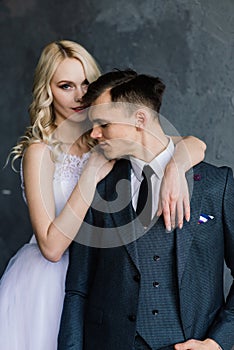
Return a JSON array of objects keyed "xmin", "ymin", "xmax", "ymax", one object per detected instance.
[{"xmin": 135, "ymin": 109, "xmax": 147, "ymax": 130}]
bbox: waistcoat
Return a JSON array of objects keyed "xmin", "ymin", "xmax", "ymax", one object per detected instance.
[{"xmin": 135, "ymin": 219, "xmax": 185, "ymax": 349}]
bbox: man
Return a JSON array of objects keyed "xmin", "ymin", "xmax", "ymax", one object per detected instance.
[{"xmin": 58, "ymin": 69, "xmax": 234, "ymax": 350}]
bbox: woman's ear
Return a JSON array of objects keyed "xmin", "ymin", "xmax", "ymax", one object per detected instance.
[{"xmin": 135, "ymin": 109, "xmax": 147, "ymax": 130}]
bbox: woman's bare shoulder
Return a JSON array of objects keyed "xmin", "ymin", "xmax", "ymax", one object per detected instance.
[{"xmin": 23, "ymin": 143, "xmax": 53, "ymax": 167}]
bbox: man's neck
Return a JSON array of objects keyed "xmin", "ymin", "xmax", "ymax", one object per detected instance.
[{"xmin": 132, "ymin": 132, "xmax": 169, "ymax": 163}]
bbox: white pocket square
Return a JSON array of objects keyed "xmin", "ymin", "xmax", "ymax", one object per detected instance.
[{"xmin": 198, "ymin": 213, "xmax": 214, "ymax": 224}]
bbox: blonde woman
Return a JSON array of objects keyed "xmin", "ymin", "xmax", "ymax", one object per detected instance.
[{"xmin": 0, "ymin": 40, "xmax": 205, "ymax": 349}]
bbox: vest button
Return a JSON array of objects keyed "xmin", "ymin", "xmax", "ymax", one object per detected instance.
[
  {"xmin": 152, "ymin": 309, "xmax": 159, "ymax": 315},
  {"xmin": 153, "ymin": 281, "xmax": 159, "ymax": 288},
  {"xmin": 153, "ymin": 255, "xmax": 160, "ymax": 261},
  {"xmin": 133, "ymin": 274, "xmax": 141, "ymax": 282},
  {"xmin": 128, "ymin": 314, "xmax": 136, "ymax": 322}
]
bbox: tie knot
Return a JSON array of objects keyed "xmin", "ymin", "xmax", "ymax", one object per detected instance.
[{"xmin": 142, "ymin": 165, "xmax": 154, "ymax": 179}]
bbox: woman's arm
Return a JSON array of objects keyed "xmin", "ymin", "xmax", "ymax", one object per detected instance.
[
  {"xmin": 171, "ymin": 135, "xmax": 206, "ymax": 172},
  {"xmin": 158, "ymin": 136, "xmax": 206, "ymax": 231},
  {"xmin": 23, "ymin": 143, "xmax": 114, "ymax": 262}
]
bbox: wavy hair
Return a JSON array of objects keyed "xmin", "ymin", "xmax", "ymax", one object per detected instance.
[{"xmin": 9, "ymin": 40, "xmax": 101, "ymax": 169}]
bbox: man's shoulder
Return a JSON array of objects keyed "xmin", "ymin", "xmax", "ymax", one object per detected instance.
[
  {"xmin": 193, "ymin": 161, "xmax": 233, "ymax": 183},
  {"xmin": 194, "ymin": 161, "xmax": 232, "ymax": 173},
  {"xmin": 96, "ymin": 158, "xmax": 131, "ymax": 200},
  {"xmin": 98, "ymin": 158, "xmax": 131, "ymax": 184}
]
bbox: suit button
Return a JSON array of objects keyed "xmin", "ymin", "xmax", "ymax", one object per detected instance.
[
  {"xmin": 153, "ymin": 255, "xmax": 160, "ymax": 261},
  {"xmin": 133, "ymin": 274, "xmax": 140, "ymax": 282},
  {"xmin": 153, "ymin": 281, "xmax": 159, "ymax": 288},
  {"xmin": 128, "ymin": 314, "xmax": 136, "ymax": 322},
  {"xmin": 152, "ymin": 309, "xmax": 159, "ymax": 315}
]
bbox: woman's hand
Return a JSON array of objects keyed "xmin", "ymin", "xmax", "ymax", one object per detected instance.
[
  {"xmin": 83, "ymin": 149, "xmax": 116, "ymax": 185},
  {"xmin": 157, "ymin": 160, "xmax": 190, "ymax": 231},
  {"xmin": 77, "ymin": 150, "xmax": 116, "ymax": 206},
  {"xmin": 174, "ymin": 338, "xmax": 222, "ymax": 350},
  {"xmin": 157, "ymin": 135, "xmax": 206, "ymax": 231}
]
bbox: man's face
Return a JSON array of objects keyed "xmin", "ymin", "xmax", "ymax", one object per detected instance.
[{"xmin": 89, "ymin": 90, "xmax": 137, "ymax": 159}]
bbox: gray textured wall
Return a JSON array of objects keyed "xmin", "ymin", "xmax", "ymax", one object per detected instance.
[{"xmin": 0, "ymin": 0, "xmax": 233, "ymax": 294}]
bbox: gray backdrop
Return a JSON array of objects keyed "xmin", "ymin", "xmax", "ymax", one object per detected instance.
[{"xmin": 0, "ymin": 0, "xmax": 233, "ymax": 293}]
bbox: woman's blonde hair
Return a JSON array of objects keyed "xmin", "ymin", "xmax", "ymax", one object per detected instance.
[{"xmin": 9, "ymin": 40, "xmax": 101, "ymax": 169}]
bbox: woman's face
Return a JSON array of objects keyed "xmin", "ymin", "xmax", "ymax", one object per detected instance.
[{"xmin": 50, "ymin": 57, "xmax": 88, "ymax": 125}]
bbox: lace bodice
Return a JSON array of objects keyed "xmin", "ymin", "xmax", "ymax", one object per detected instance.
[
  {"xmin": 53, "ymin": 151, "xmax": 90, "ymax": 215},
  {"xmin": 53, "ymin": 152, "xmax": 90, "ymax": 184},
  {"xmin": 20, "ymin": 151, "xmax": 90, "ymax": 216}
]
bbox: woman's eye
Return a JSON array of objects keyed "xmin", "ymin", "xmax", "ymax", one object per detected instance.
[{"xmin": 60, "ymin": 84, "xmax": 71, "ymax": 90}]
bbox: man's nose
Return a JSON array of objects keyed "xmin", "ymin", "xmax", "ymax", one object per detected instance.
[{"xmin": 91, "ymin": 125, "xmax": 102, "ymax": 139}]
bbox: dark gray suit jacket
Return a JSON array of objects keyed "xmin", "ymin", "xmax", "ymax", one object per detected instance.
[{"xmin": 58, "ymin": 160, "xmax": 234, "ymax": 350}]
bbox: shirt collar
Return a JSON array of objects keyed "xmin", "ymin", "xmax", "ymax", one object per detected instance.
[{"xmin": 130, "ymin": 137, "xmax": 174, "ymax": 180}]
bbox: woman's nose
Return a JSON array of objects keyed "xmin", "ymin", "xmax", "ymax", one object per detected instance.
[{"xmin": 74, "ymin": 86, "xmax": 86, "ymax": 102}]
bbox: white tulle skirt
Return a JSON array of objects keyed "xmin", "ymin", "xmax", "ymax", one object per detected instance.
[{"xmin": 0, "ymin": 239, "xmax": 68, "ymax": 350}]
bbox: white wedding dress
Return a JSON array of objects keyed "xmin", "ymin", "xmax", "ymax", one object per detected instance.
[{"xmin": 0, "ymin": 150, "xmax": 90, "ymax": 350}]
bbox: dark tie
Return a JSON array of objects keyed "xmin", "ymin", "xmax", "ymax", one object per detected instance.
[{"xmin": 136, "ymin": 165, "xmax": 154, "ymax": 227}]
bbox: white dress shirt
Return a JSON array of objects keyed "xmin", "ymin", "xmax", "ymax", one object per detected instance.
[{"xmin": 130, "ymin": 137, "xmax": 174, "ymax": 219}]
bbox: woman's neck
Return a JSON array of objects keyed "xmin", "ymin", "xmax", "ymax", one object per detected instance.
[{"xmin": 54, "ymin": 120, "xmax": 90, "ymax": 156}]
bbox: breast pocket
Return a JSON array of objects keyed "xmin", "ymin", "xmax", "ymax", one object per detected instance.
[{"xmin": 197, "ymin": 213, "xmax": 216, "ymax": 227}]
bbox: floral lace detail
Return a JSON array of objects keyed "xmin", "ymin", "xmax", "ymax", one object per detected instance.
[{"xmin": 53, "ymin": 151, "xmax": 90, "ymax": 183}]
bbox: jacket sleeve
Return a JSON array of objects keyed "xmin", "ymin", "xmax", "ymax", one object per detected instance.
[
  {"xmin": 58, "ymin": 242, "xmax": 99, "ymax": 350},
  {"xmin": 207, "ymin": 167, "xmax": 234, "ymax": 350},
  {"xmin": 57, "ymin": 195, "xmax": 102, "ymax": 350}
]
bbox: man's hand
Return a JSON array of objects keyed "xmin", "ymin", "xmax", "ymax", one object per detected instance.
[{"xmin": 174, "ymin": 338, "xmax": 222, "ymax": 350}]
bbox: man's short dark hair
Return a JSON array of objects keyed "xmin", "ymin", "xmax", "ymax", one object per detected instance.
[{"xmin": 82, "ymin": 69, "xmax": 166, "ymax": 113}]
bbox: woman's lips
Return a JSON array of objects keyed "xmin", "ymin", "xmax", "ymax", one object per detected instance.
[{"xmin": 72, "ymin": 106, "xmax": 87, "ymax": 113}]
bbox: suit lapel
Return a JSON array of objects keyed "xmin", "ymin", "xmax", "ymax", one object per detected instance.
[
  {"xmin": 176, "ymin": 166, "xmax": 206, "ymax": 286},
  {"xmin": 104, "ymin": 158, "xmax": 145, "ymax": 270}
]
